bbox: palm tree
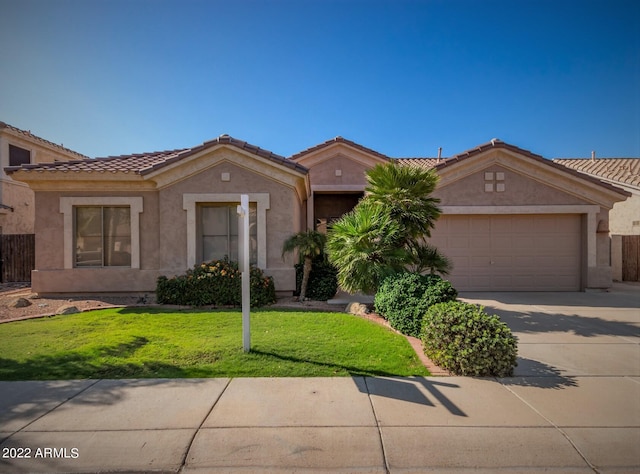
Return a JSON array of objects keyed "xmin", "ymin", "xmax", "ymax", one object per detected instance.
[
  {"xmin": 407, "ymin": 242, "xmax": 453, "ymax": 276},
  {"xmin": 282, "ymin": 230, "xmax": 326, "ymax": 301},
  {"xmin": 364, "ymin": 162, "xmax": 441, "ymax": 241},
  {"xmin": 326, "ymin": 202, "xmax": 407, "ymax": 294},
  {"xmin": 326, "ymin": 162, "xmax": 449, "ymax": 294}
]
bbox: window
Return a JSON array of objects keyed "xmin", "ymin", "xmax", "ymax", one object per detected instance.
[
  {"xmin": 74, "ymin": 206, "xmax": 131, "ymax": 267},
  {"xmin": 199, "ymin": 204, "xmax": 257, "ymax": 265},
  {"xmin": 9, "ymin": 145, "xmax": 31, "ymax": 166}
]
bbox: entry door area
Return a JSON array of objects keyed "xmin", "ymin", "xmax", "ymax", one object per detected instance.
[
  {"xmin": 429, "ymin": 214, "xmax": 582, "ymax": 291},
  {"xmin": 313, "ymin": 192, "xmax": 363, "ymax": 233}
]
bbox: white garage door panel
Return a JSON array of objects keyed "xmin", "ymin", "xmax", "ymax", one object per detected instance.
[{"xmin": 431, "ymin": 215, "xmax": 581, "ymax": 291}]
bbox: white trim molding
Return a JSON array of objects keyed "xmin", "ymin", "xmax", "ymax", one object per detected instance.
[
  {"xmin": 183, "ymin": 193, "xmax": 270, "ymax": 269},
  {"xmin": 60, "ymin": 197, "xmax": 144, "ymax": 269}
]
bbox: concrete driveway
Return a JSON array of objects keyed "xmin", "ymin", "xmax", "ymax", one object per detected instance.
[{"xmin": 0, "ymin": 284, "xmax": 638, "ymax": 472}]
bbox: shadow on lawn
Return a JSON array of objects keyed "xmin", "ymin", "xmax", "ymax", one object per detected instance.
[
  {"xmin": 250, "ymin": 348, "xmax": 408, "ymax": 377},
  {"xmin": 0, "ymin": 336, "xmax": 186, "ymax": 381}
]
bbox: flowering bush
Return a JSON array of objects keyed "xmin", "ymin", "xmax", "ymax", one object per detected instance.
[{"xmin": 156, "ymin": 257, "xmax": 276, "ymax": 307}]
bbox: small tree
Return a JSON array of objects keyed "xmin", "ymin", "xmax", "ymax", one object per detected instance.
[
  {"xmin": 364, "ymin": 162, "xmax": 441, "ymax": 242},
  {"xmin": 282, "ymin": 230, "xmax": 326, "ymax": 301},
  {"xmin": 327, "ymin": 162, "xmax": 450, "ymax": 294},
  {"xmin": 326, "ymin": 202, "xmax": 406, "ymax": 294}
]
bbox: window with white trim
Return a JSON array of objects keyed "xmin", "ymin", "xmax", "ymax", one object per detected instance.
[
  {"xmin": 198, "ymin": 203, "xmax": 257, "ymax": 265},
  {"xmin": 74, "ymin": 206, "xmax": 131, "ymax": 267}
]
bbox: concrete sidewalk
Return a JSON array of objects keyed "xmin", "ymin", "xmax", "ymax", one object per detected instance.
[{"xmin": 1, "ymin": 286, "xmax": 638, "ymax": 473}]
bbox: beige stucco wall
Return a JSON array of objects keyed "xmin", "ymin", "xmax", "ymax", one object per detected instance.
[
  {"xmin": 607, "ymin": 187, "xmax": 639, "ymax": 281},
  {"xmin": 433, "ymin": 165, "xmax": 590, "ymax": 206},
  {"xmin": 31, "ymin": 191, "xmax": 160, "ymax": 294},
  {"xmin": 158, "ymin": 160, "xmax": 304, "ymax": 291},
  {"xmin": 30, "ymin": 150, "xmax": 306, "ymax": 295},
  {"xmin": 433, "ymin": 164, "xmax": 616, "ymax": 290},
  {"xmin": 0, "ymin": 131, "xmax": 84, "ymax": 234},
  {"xmin": 307, "ymin": 155, "xmax": 370, "ymax": 187},
  {"xmin": 0, "ymin": 181, "xmax": 34, "ymax": 234},
  {"xmin": 609, "ymin": 190, "xmax": 640, "ymax": 235}
]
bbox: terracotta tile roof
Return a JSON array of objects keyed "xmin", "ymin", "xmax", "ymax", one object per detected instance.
[
  {"xmin": 394, "ymin": 140, "xmax": 544, "ymax": 170},
  {"xmin": 290, "ymin": 136, "xmax": 390, "ymax": 161},
  {"xmin": 6, "ymin": 135, "xmax": 308, "ymax": 176},
  {"xmin": 440, "ymin": 138, "xmax": 545, "ymax": 164},
  {"xmin": 0, "ymin": 121, "xmax": 89, "ymax": 159},
  {"xmin": 553, "ymin": 158, "xmax": 640, "ymax": 190},
  {"xmin": 429, "ymin": 139, "xmax": 630, "ymax": 196}
]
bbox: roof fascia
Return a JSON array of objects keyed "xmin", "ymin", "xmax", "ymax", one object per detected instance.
[
  {"xmin": 436, "ymin": 147, "xmax": 630, "ymax": 208},
  {"xmin": 291, "ymin": 141, "xmax": 389, "ymax": 169},
  {"xmin": 0, "ymin": 122, "xmax": 89, "ymax": 159},
  {"xmin": 146, "ymin": 143, "xmax": 309, "ymax": 202}
]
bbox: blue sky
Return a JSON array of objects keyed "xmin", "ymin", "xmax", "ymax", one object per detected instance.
[{"xmin": 1, "ymin": 0, "xmax": 638, "ymax": 159}]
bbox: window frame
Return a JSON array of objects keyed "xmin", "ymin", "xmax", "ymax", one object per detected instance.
[
  {"xmin": 60, "ymin": 197, "xmax": 143, "ymax": 269},
  {"xmin": 74, "ymin": 205, "xmax": 132, "ymax": 268},
  {"xmin": 183, "ymin": 193, "xmax": 270, "ymax": 269},
  {"xmin": 198, "ymin": 203, "xmax": 258, "ymax": 265}
]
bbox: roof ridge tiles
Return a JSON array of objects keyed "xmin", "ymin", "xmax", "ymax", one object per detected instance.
[
  {"xmin": 289, "ymin": 136, "xmax": 390, "ymax": 161},
  {"xmin": 95, "ymin": 147, "xmax": 192, "ymax": 160},
  {"xmin": 6, "ymin": 134, "xmax": 309, "ymax": 176}
]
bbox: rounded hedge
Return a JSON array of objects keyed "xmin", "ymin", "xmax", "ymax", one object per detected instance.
[
  {"xmin": 294, "ymin": 260, "xmax": 338, "ymax": 301},
  {"xmin": 374, "ymin": 272, "xmax": 457, "ymax": 337},
  {"xmin": 421, "ymin": 301, "xmax": 518, "ymax": 377},
  {"xmin": 156, "ymin": 258, "xmax": 276, "ymax": 307}
]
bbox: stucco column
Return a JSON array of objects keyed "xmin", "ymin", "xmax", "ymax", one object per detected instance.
[{"xmin": 307, "ymin": 192, "xmax": 314, "ymax": 230}]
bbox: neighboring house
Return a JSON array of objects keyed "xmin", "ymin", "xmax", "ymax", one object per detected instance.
[
  {"xmin": 554, "ymin": 157, "xmax": 640, "ymax": 281},
  {"xmin": 6, "ymin": 133, "xmax": 630, "ymax": 295},
  {"xmin": 0, "ymin": 122, "xmax": 88, "ymax": 235},
  {"xmin": 0, "ymin": 122, "xmax": 88, "ymax": 282}
]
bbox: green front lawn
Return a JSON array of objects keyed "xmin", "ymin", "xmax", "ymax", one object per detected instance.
[{"xmin": 0, "ymin": 308, "xmax": 429, "ymax": 380}]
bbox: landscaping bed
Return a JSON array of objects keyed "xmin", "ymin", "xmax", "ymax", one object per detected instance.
[{"xmin": 0, "ymin": 284, "xmax": 337, "ymax": 323}]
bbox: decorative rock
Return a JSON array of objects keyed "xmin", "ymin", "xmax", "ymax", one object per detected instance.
[
  {"xmin": 9, "ymin": 297, "xmax": 32, "ymax": 308},
  {"xmin": 346, "ymin": 302, "xmax": 369, "ymax": 316},
  {"xmin": 56, "ymin": 304, "xmax": 80, "ymax": 315}
]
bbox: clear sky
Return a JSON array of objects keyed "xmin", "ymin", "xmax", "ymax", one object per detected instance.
[{"xmin": 1, "ymin": 0, "xmax": 638, "ymax": 159}]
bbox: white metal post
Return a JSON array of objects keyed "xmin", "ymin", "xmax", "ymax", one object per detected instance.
[{"xmin": 238, "ymin": 195, "xmax": 251, "ymax": 352}]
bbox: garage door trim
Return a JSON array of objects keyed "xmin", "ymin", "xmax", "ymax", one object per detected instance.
[{"xmin": 440, "ymin": 205, "xmax": 598, "ymax": 267}]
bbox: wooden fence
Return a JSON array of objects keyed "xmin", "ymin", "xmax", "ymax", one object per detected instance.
[
  {"xmin": 0, "ymin": 234, "xmax": 35, "ymax": 282},
  {"xmin": 622, "ymin": 235, "xmax": 640, "ymax": 282}
]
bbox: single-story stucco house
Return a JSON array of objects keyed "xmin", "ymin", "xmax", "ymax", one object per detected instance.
[{"xmin": 6, "ymin": 133, "xmax": 631, "ymax": 295}]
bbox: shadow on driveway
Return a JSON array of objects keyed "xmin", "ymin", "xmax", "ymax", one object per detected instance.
[
  {"xmin": 501, "ymin": 358, "xmax": 578, "ymax": 389},
  {"xmin": 362, "ymin": 376, "xmax": 467, "ymax": 416}
]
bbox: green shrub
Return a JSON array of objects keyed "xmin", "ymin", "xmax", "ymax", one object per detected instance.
[
  {"xmin": 156, "ymin": 258, "xmax": 276, "ymax": 307},
  {"xmin": 374, "ymin": 272, "xmax": 457, "ymax": 337},
  {"xmin": 421, "ymin": 301, "xmax": 518, "ymax": 376},
  {"xmin": 294, "ymin": 260, "xmax": 338, "ymax": 301}
]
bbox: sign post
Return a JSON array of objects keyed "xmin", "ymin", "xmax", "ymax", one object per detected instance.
[{"xmin": 237, "ymin": 195, "xmax": 251, "ymax": 352}]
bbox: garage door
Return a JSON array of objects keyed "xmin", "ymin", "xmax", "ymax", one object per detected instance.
[{"xmin": 430, "ymin": 214, "xmax": 582, "ymax": 291}]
